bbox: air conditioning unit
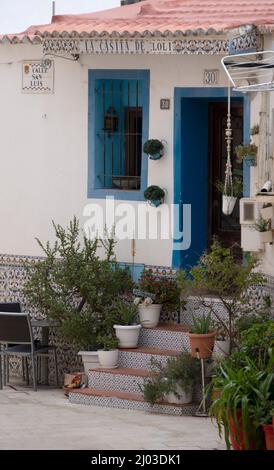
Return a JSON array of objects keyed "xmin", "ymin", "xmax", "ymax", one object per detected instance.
[{"xmin": 240, "ymin": 198, "xmax": 262, "ymax": 252}]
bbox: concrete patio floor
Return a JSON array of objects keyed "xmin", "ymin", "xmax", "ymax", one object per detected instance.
[{"xmin": 0, "ymin": 385, "xmax": 225, "ymax": 450}]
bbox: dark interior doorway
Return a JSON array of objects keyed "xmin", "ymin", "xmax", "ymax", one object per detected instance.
[{"xmin": 208, "ymin": 101, "xmax": 243, "ymax": 257}]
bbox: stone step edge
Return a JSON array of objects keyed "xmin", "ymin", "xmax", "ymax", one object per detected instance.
[
  {"xmin": 119, "ymin": 347, "xmax": 181, "ymax": 356},
  {"xmin": 89, "ymin": 367, "xmax": 156, "ymax": 377},
  {"xmin": 69, "ymin": 387, "xmax": 196, "ymax": 409}
]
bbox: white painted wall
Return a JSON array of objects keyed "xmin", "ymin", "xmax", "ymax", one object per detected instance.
[{"xmin": 0, "ymin": 42, "xmax": 258, "ymax": 268}]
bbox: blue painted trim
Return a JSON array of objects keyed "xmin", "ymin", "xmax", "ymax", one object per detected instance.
[
  {"xmin": 172, "ymin": 87, "xmax": 250, "ymax": 269},
  {"xmin": 88, "ymin": 69, "xmax": 150, "ymax": 201}
]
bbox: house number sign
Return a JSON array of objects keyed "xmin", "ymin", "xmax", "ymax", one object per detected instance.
[
  {"xmin": 203, "ymin": 69, "xmax": 219, "ymax": 86},
  {"xmin": 22, "ymin": 60, "xmax": 54, "ymax": 94}
]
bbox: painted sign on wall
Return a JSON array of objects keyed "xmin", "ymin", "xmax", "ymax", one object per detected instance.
[{"xmin": 22, "ymin": 60, "xmax": 54, "ymax": 94}]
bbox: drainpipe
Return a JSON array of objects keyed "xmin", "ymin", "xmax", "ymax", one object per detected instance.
[{"xmin": 52, "ymin": 1, "xmax": 56, "ymax": 16}]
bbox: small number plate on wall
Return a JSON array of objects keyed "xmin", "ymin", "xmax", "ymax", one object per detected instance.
[
  {"xmin": 203, "ymin": 69, "xmax": 219, "ymax": 86},
  {"xmin": 160, "ymin": 99, "xmax": 170, "ymax": 110}
]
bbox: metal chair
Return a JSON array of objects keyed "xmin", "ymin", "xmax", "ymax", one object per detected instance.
[{"xmin": 0, "ymin": 312, "xmax": 58, "ymax": 391}]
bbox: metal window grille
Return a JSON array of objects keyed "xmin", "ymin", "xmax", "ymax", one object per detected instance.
[{"xmin": 95, "ymin": 79, "xmax": 143, "ymax": 190}]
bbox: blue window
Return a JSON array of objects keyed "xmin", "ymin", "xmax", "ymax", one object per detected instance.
[{"xmin": 88, "ymin": 70, "xmax": 149, "ymax": 200}]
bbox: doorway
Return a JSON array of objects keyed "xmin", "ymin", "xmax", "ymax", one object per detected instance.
[
  {"xmin": 172, "ymin": 88, "xmax": 248, "ymax": 270},
  {"xmin": 208, "ymin": 102, "xmax": 243, "ymax": 256}
]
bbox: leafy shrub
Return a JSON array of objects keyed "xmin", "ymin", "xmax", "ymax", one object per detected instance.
[
  {"xmin": 24, "ymin": 218, "xmax": 133, "ymax": 350},
  {"xmin": 139, "ymin": 269, "xmax": 182, "ymax": 308}
]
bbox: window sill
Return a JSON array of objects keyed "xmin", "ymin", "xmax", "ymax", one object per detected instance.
[{"xmin": 88, "ymin": 188, "xmax": 145, "ymax": 201}]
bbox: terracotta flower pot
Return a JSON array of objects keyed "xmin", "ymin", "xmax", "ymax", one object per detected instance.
[
  {"xmin": 229, "ymin": 410, "xmax": 264, "ymax": 450},
  {"xmin": 263, "ymin": 424, "xmax": 274, "ymax": 450},
  {"xmin": 188, "ymin": 332, "xmax": 215, "ymax": 359}
]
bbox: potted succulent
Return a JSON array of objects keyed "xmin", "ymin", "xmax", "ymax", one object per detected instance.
[
  {"xmin": 188, "ymin": 313, "xmax": 215, "ymax": 359},
  {"xmin": 143, "ymin": 139, "xmax": 164, "ymax": 160},
  {"xmin": 144, "ymin": 185, "xmax": 165, "ymax": 207},
  {"xmin": 250, "ymin": 124, "xmax": 259, "ymax": 147},
  {"xmin": 113, "ymin": 300, "xmax": 141, "ymax": 348},
  {"xmin": 216, "ymin": 178, "xmax": 242, "ymax": 216},
  {"xmin": 97, "ymin": 334, "xmax": 119, "ymax": 369},
  {"xmin": 254, "ymin": 214, "xmax": 273, "ymax": 243},
  {"xmin": 235, "ymin": 143, "xmax": 257, "ymax": 166},
  {"xmin": 261, "ymin": 202, "xmax": 273, "ymax": 220},
  {"xmin": 134, "ymin": 296, "xmax": 162, "ymax": 328}
]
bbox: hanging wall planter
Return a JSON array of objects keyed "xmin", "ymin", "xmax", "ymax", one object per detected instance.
[
  {"xmin": 254, "ymin": 215, "xmax": 273, "ymax": 244},
  {"xmin": 143, "ymin": 139, "xmax": 164, "ymax": 160},
  {"xmin": 144, "ymin": 185, "xmax": 165, "ymax": 207},
  {"xmin": 222, "ymin": 195, "xmax": 237, "ymax": 215},
  {"xmin": 235, "ymin": 143, "xmax": 257, "ymax": 167}
]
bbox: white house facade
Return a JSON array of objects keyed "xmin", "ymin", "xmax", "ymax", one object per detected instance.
[{"xmin": 1, "ymin": 0, "xmax": 274, "ymax": 279}]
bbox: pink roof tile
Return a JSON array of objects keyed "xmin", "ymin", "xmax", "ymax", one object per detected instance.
[{"xmin": 1, "ymin": 0, "xmax": 274, "ymax": 42}]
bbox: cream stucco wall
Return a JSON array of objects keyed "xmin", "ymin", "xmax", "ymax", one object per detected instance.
[{"xmin": 0, "ymin": 43, "xmax": 233, "ymax": 267}]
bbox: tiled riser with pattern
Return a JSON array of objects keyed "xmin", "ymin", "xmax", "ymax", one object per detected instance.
[
  {"xmin": 69, "ymin": 392, "xmax": 198, "ymax": 416},
  {"xmin": 139, "ymin": 329, "xmax": 189, "ymax": 351},
  {"xmin": 88, "ymin": 371, "xmax": 147, "ymax": 394},
  {"xmin": 118, "ymin": 350, "xmax": 175, "ymax": 370}
]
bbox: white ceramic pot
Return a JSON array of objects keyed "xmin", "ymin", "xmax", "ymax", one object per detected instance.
[
  {"xmin": 164, "ymin": 385, "xmax": 192, "ymax": 405},
  {"xmin": 97, "ymin": 349, "xmax": 119, "ymax": 369},
  {"xmin": 222, "ymin": 196, "xmax": 237, "ymax": 215},
  {"xmin": 214, "ymin": 339, "xmax": 230, "ymax": 358},
  {"xmin": 259, "ymin": 230, "xmax": 273, "ymax": 243},
  {"xmin": 78, "ymin": 351, "xmax": 100, "ymax": 375},
  {"xmin": 138, "ymin": 304, "xmax": 162, "ymax": 328},
  {"xmin": 261, "ymin": 206, "xmax": 273, "ymax": 220},
  {"xmin": 114, "ymin": 324, "xmax": 142, "ymax": 348}
]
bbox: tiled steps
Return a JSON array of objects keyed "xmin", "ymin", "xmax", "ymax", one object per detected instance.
[
  {"xmin": 68, "ymin": 324, "xmax": 199, "ymax": 415},
  {"xmin": 139, "ymin": 324, "xmax": 190, "ymax": 351},
  {"xmin": 88, "ymin": 367, "xmax": 156, "ymax": 394},
  {"xmin": 69, "ymin": 387, "xmax": 198, "ymax": 416},
  {"xmin": 118, "ymin": 346, "xmax": 181, "ymax": 369}
]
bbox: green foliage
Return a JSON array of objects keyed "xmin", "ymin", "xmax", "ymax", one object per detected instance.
[
  {"xmin": 254, "ymin": 215, "xmax": 271, "ymax": 232},
  {"xmin": 250, "ymin": 124, "xmax": 259, "ymax": 136},
  {"xmin": 24, "ymin": 218, "xmax": 133, "ymax": 350},
  {"xmin": 143, "ymin": 139, "xmax": 164, "ymax": 156},
  {"xmin": 191, "ymin": 313, "xmax": 212, "ymax": 334},
  {"xmin": 139, "ymin": 269, "xmax": 182, "ymax": 308},
  {"xmin": 144, "ymin": 185, "xmax": 165, "ymax": 201},
  {"xmin": 240, "ymin": 321, "xmax": 274, "ymax": 365},
  {"xmin": 97, "ymin": 334, "xmax": 119, "ymax": 351},
  {"xmin": 141, "ymin": 352, "xmax": 200, "ymax": 405},
  {"xmin": 177, "ymin": 240, "xmax": 265, "ymax": 351},
  {"xmin": 215, "ymin": 177, "xmax": 243, "ymax": 198},
  {"xmin": 110, "ymin": 300, "xmax": 139, "ymax": 326},
  {"xmin": 235, "ymin": 144, "xmax": 257, "ymax": 162},
  {"xmin": 209, "ymin": 350, "xmax": 274, "ymax": 449}
]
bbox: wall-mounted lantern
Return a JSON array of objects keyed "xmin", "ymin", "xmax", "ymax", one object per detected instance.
[{"xmin": 103, "ymin": 106, "xmax": 118, "ymax": 134}]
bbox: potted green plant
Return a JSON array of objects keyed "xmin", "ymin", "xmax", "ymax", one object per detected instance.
[
  {"xmin": 254, "ymin": 214, "xmax": 273, "ymax": 243},
  {"xmin": 137, "ymin": 269, "xmax": 182, "ymax": 326},
  {"xmin": 235, "ymin": 143, "xmax": 257, "ymax": 166},
  {"xmin": 216, "ymin": 178, "xmax": 242, "ymax": 215},
  {"xmin": 143, "ymin": 139, "xmax": 164, "ymax": 160},
  {"xmin": 261, "ymin": 202, "xmax": 273, "ymax": 220},
  {"xmin": 144, "ymin": 185, "xmax": 165, "ymax": 207},
  {"xmin": 141, "ymin": 352, "xmax": 200, "ymax": 405},
  {"xmin": 112, "ymin": 300, "xmax": 141, "ymax": 348},
  {"xmin": 209, "ymin": 350, "xmax": 274, "ymax": 450},
  {"xmin": 250, "ymin": 124, "xmax": 259, "ymax": 147},
  {"xmin": 212, "ymin": 321, "xmax": 230, "ymax": 359},
  {"xmin": 188, "ymin": 313, "xmax": 215, "ymax": 359},
  {"xmin": 97, "ymin": 334, "xmax": 119, "ymax": 368}
]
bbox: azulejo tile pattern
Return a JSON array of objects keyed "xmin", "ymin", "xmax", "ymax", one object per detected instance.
[
  {"xmin": 139, "ymin": 327, "xmax": 189, "ymax": 351},
  {"xmin": 69, "ymin": 392, "xmax": 198, "ymax": 416},
  {"xmin": 88, "ymin": 370, "xmax": 145, "ymax": 394}
]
